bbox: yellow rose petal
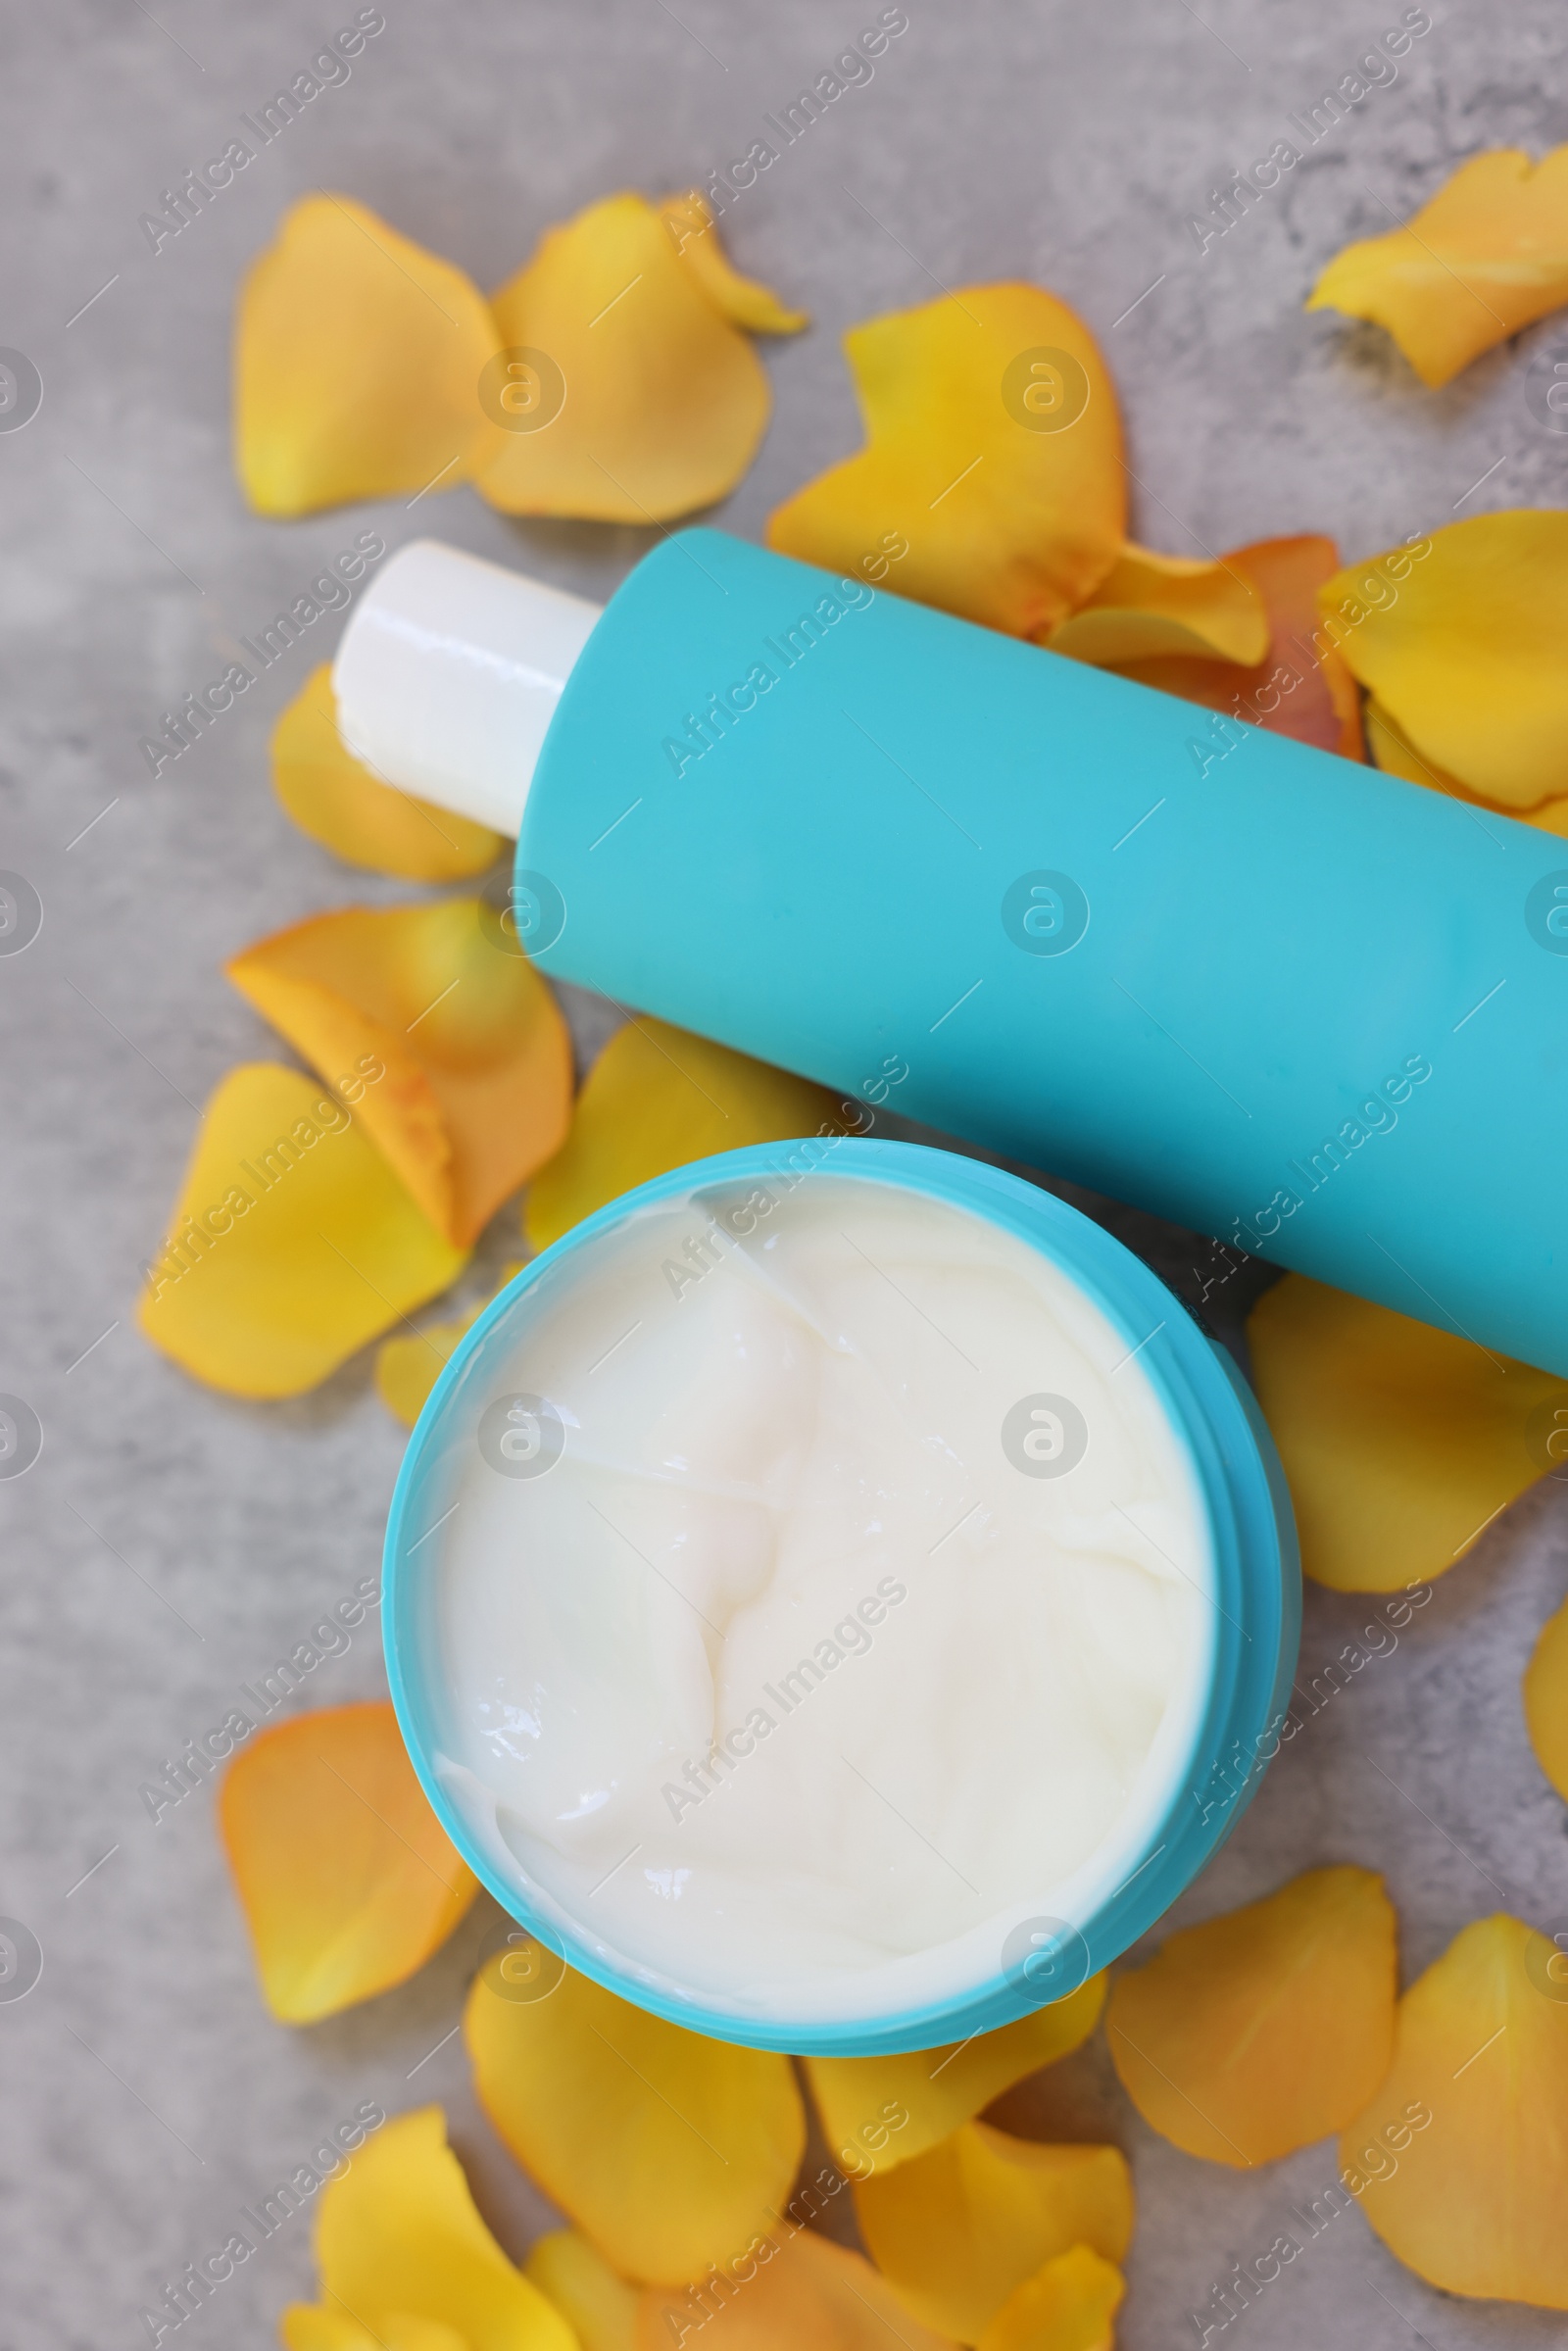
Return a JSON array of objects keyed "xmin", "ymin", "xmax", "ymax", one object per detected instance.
[
  {"xmin": 634, "ymin": 2229, "xmax": 959, "ymax": 2350},
  {"xmin": 1105, "ymin": 1867, "xmax": 1396, "ymax": 2167},
  {"xmin": 138, "ymin": 1063, "xmax": 466, "ymax": 1398},
  {"xmin": 977, "ymin": 2246, "xmax": 1125, "ymax": 2351},
  {"xmin": 1307, "ymin": 146, "xmax": 1568, "ymax": 387},
  {"xmin": 1103, "ymin": 535, "xmax": 1363, "ymax": 759},
  {"xmin": 660, "ymin": 191, "xmax": 808, "ymax": 334},
  {"xmin": 767, "ymin": 283, "xmax": 1125, "ymax": 636},
  {"xmin": 1364, "ymin": 691, "xmax": 1568, "ymax": 835},
  {"xmin": 1339, "ymin": 1915, "xmax": 1568, "ymax": 2306},
  {"xmin": 228, "ymin": 902, "xmax": 573, "ymax": 1249},
  {"xmin": 476, "ymin": 191, "xmax": 790, "ymax": 523},
  {"xmin": 805, "ymin": 1977, "xmax": 1105, "ymax": 2180},
  {"xmin": 1518, "ymin": 794, "xmax": 1568, "ymax": 839},
  {"xmin": 376, "ymin": 1262, "xmax": 525, "ymax": 1428},
  {"xmin": 302, "ymin": 2105, "xmax": 575, "ymax": 2349},
  {"xmin": 236, "ymin": 194, "xmax": 500, "ymax": 515},
  {"xmin": 855, "ymin": 2123, "xmax": 1132, "ymax": 2341},
  {"xmin": 524, "ymin": 1016, "xmax": 834, "ymax": 1253},
  {"xmin": 1248, "ymin": 1275, "xmax": 1564, "ymax": 1592},
  {"xmin": 281, "ymin": 2307, "xmax": 381, "ymax": 2351},
  {"xmin": 1363, "ymin": 691, "xmax": 1468, "ymax": 793},
  {"xmin": 526, "ymin": 2229, "xmax": 639, "ymax": 2351},
  {"xmin": 465, "ymin": 1957, "xmax": 805, "ymax": 2286},
  {"xmin": 1320, "ymin": 514, "xmax": 1568, "ymax": 808},
  {"xmin": 1524, "ymin": 1594, "xmax": 1568, "ymax": 1803},
  {"xmin": 283, "ymin": 2313, "xmax": 466, "ymax": 2351},
  {"xmin": 273, "ymin": 665, "xmax": 505, "ymax": 882},
  {"xmin": 1044, "ymin": 542, "xmax": 1267, "ymax": 666},
  {"xmin": 219, "ymin": 1703, "xmax": 476, "ymax": 2024}
]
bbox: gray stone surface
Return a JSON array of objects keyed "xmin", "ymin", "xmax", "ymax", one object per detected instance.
[{"xmin": 3, "ymin": 2, "xmax": 1567, "ymax": 2345}]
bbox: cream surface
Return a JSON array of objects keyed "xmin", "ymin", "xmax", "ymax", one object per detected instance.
[{"xmin": 434, "ymin": 1173, "xmax": 1211, "ymax": 2020}]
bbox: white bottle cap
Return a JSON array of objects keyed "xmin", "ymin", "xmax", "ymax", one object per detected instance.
[{"xmin": 332, "ymin": 539, "xmax": 603, "ymax": 839}]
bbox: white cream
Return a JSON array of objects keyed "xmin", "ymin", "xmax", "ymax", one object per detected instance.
[{"xmin": 433, "ymin": 1173, "xmax": 1212, "ymax": 2022}]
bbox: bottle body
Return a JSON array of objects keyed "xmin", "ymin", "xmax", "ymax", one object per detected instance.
[{"xmin": 521, "ymin": 528, "xmax": 1568, "ymax": 1377}]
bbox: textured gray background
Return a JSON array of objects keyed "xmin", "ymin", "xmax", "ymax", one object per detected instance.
[{"xmin": 4, "ymin": 2, "xmax": 1568, "ymax": 2345}]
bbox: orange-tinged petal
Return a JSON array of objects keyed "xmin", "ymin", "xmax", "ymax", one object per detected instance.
[
  {"xmin": 1044, "ymin": 543, "xmax": 1267, "ymax": 666},
  {"xmin": 308, "ymin": 2104, "xmax": 576, "ymax": 2349},
  {"xmin": 137, "ymin": 1063, "xmax": 466, "ymax": 1398},
  {"xmin": 235, "ymin": 194, "xmax": 501, "ymax": 515},
  {"xmin": 465, "ymin": 1956, "xmax": 806, "ymax": 2286},
  {"xmin": 659, "ymin": 191, "xmax": 808, "ymax": 334},
  {"xmin": 227, "ymin": 902, "xmax": 572, "ymax": 1248},
  {"xmin": 977, "ymin": 2246, "xmax": 1125, "ymax": 2351},
  {"xmin": 475, "ymin": 192, "xmax": 781, "ymax": 523},
  {"xmin": 219, "ymin": 1703, "xmax": 477, "ymax": 2023},
  {"xmin": 855, "ymin": 2123, "xmax": 1131, "ymax": 2341},
  {"xmin": 526, "ymin": 2230, "xmax": 639, "ymax": 2351},
  {"xmin": 767, "ymin": 284, "xmax": 1124, "ymax": 636},
  {"xmin": 1248, "ymin": 1275, "xmax": 1564, "ymax": 1592},
  {"xmin": 804, "ymin": 1977, "xmax": 1106, "ymax": 2180},
  {"xmin": 523, "ymin": 1017, "xmax": 834, "ymax": 1253},
  {"xmin": 1524, "ymin": 1594, "xmax": 1568, "ymax": 1803},
  {"xmin": 1307, "ymin": 147, "xmax": 1568, "ymax": 387},
  {"xmin": 376, "ymin": 1262, "xmax": 525, "ymax": 1428},
  {"xmin": 1320, "ymin": 514, "xmax": 1568, "ymax": 808},
  {"xmin": 634, "ymin": 2229, "xmax": 959, "ymax": 2350},
  {"xmin": 1339, "ymin": 1914, "xmax": 1568, "ymax": 2306},
  {"xmin": 1105, "ymin": 1867, "xmax": 1396, "ymax": 2168},
  {"xmin": 273, "ymin": 665, "xmax": 505, "ymax": 882},
  {"xmin": 1110, "ymin": 535, "xmax": 1363, "ymax": 759}
]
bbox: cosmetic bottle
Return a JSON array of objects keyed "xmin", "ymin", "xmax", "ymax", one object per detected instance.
[{"xmin": 335, "ymin": 529, "xmax": 1568, "ymax": 1378}]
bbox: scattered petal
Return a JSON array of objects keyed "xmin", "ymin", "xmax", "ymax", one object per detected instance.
[
  {"xmin": 227, "ymin": 902, "xmax": 573, "ymax": 1249},
  {"xmin": 1365, "ymin": 693, "xmax": 1568, "ymax": 836},
  {"xmin": 219, "ymin": 1703, "xmax": 477, "ymax": 2023},
  {"xmin": 273, "ymin": 664, "xmax": 505, "ymax": 882},
  {"xmin": 476, "ymin": 192, "xmax": 784, "ymax": 523},
  {"xmin": 235, "ymin": 193, "xmax": 500, "ymax": 515},
  {"xmin": 465, "ymin": 1956, "xmax": 806, "ymax": 2286},
  {"xmin": 1044, "ymin": 543, "xmax": 1267, "ymax": 667},
  {"xmin": 659, "ymin": 191, "xmax": 808, "ymax": 334},
  {"xmin": 1320, "ymin": 514, "xmax": 1568, "ymax": 808},
  {"xmin": 283, "ymin": 2311, "xmax": 466, "ymax": 2351},
  {"xmin": 804, "ymin": 1978, "xmax": 1106, "ymax": 2180},
  {"xmin": 281, "ymin": 2310, "xmax": 373, "ymax": 2351},
  {"xmin": 1524, "ymin": 1594, "xmax": 1568, "ymax": 1803},
  {"xmin": 634, "ymin": 2229, "xmax": 959, "ymax": 2350},
  {"xmin": 767, "ymin": 284, "xmax": 1125, "ymax": 636},
  {"xmin": 977, "ymin": 2245, "xmax": 1125, "ymax": 2351},
  {"xmin": 1248, "ymin": 1275, "xmax": 1563, "ymax": 1592},
  {"xmin": 1339, "ymin": 1914, "xmax": 1568, "ymax": 2307},
  {"xmin": 1110, "ymin": 536, "xmax": 1363, "ymax": 759},
  {"xmin": 1106, "ymin": 1867, "xmax": 1396, "ymax": 2167},
  {"xmin": 1307, "ymin": 147, "xmax": 1568, "ymax": 388},
  {"xmin": 1518, "ymin": 795, "xmax": 1568, "ymax": 840},
  {"xmin": 294, "ymin": 2105, "xmax": 575, "ymax": 2348},
  {"xmin": 138, "ymin": 1063, "xmax": 466, "ymax": 1398},
  {"xmin": 855, "ymin": 2123, "xmax": 1132, "ymax": 2342},
  {"xmin": 527, "ymin": 2229, "xmax": 640, "ymax": 2351},
  {"xmin": 376, "ymin": 1262, "xmax": 525, "ymax": 1428},
  {"xmin": 523, "ymin": 1016, "xmax": 835, "ymax": 1254},
  {"xmin": 1363, "ymin": 691, "xmax": 1469, "ymax": 794}
]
